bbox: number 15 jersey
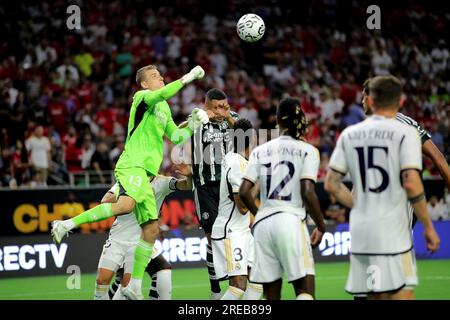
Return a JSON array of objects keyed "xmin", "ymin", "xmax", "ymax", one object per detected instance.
[
  {"xmin": 329, "ymin": 115, "xmax": 422, "ymax": 254},
  {"xmin": 243, "ymin": 135, "xmax": 320, "ymax": 226}
]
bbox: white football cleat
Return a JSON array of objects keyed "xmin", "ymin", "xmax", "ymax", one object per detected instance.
[
  {"xmin": 122, "ymin": 286, "xmax": 144, "ymax": 300},
  {"xmin": 51, "ymin": 220, "xmax": 70, "ymax": 244}
]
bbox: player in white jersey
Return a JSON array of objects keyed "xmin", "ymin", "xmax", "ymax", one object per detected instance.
[
  {"xmin": 325, "ymin": 75, "xmax": 440, "ymax": 300},
  {"xmin": 211, "ymin": 119, "xmax": 263, "ymax": 300},
  {"xmin": 362, "ymin": 78, "xmax": 450, "ymax": 223},
  {"xmin": 95, "ymin": 165, "xmax": 192, "ymax": 300},
  {"xmin": 239, "ymin": 98, "xmax": 326, "ymax": 300}
]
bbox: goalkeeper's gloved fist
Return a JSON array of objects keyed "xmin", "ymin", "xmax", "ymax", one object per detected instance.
[
  {"xmin": 188, "ymin": 108, "xmax": 209, "ymax": 131},
  {"xmin": 181, "ymin": 66, "xmax": 205, "ymax": 85}
]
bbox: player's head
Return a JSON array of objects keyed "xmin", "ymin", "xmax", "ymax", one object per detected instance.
[
  {"xmin": 276, "ymin": 97, "xmax": 308, "ymax": 140},
  {"xmin": 232, "ymin": 118, "xmax": 254, "ymax": 155},
  {"xmin": 136, "ymin": 65, "xmax": 165, "ymax": 90},
  {"xmin": 368, "ymin": 75, "xmax": 402, "ymax": 112},
  {"xmin": 362, "ymin": 78, "xmax": 372, "ymax": 115},
  {"xmin": 205, "ymin": 88, "xmax": 228, "ymax": 119}
]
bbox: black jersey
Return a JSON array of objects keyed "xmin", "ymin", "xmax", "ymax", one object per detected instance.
[
  {"xmin": 191, "ymin": 111, "xmax": 240, "ymax": 188},
  {"xmin": 396, "ymin": 112, "xmax": 431, "ymax": 145}
]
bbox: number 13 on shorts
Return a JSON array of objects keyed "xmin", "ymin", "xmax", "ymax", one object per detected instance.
[{"xmin": 129, "ymin": 175, "xmax": 143, "ymax": 188}]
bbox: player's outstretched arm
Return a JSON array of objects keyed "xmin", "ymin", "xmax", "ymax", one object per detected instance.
[
  {"xmin": 324, "ymin": 169, "xmax": 354, "ymax": 208},
  {"xmin": 402, "ymin": 169, "xmax": 440, "ymax": 253},
  {"xmin": 165, "ymin": 108, "xmax": 209, "ymax": 145},
  {"xmin": 239, "ymin": 179, "xmax": 258, "ymax": 216},
  {"xmin": 422, "ymin": 140, "xmax": 450, "ymax": 190},
  {"xmin": 142, "ymin": 66, "xmax": 205, "ymax": 107}
]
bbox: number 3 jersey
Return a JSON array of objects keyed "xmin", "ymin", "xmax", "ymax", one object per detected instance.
[
  {"xmin": 212, "ymin": 152, "xmax": 250, "ymax": 240},
  {"xmin": 243, "ymin": 135, "xmax": 320, "ymax": 226},
  {"xmin": 329, "ymin": 115, "xmax": 422, "ymax": 254}
]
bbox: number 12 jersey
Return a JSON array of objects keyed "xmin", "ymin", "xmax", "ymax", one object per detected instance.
[{"xmin": 243, "ymin": 135, "xmax": 320, "ymax": 226}]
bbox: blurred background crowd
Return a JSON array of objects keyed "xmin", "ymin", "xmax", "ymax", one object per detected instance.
[{"xmin": 0, "ymin": 0, "xmax": 449, "ymax": 219}]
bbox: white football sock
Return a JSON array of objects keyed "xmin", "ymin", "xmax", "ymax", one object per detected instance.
[
  {"xmin": 94, "ymin": 284, "xmax": 110, "ymax": 300},
  {"xmin": 243, "ymin": 282, "xmax": 263, "ymax": 300},
  {"xmin": 62, "ymin": 219, "xmax": 76, "ymax": 231},
  {"xmin": 128, "ymin": 277, "xmax": 142, "ymax": 291},
  {"xmin": 156, "ymin": 270, "xmax": 172, "ymax": 300},
  {"xmin": 221, "ymin": 286, "xmax": 244, "ymax": 300},
  {"xmin": 296, "ymin": 293, "xmax": 314, "ymax": 300}
]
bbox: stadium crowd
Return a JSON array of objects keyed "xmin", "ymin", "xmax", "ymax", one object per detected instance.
[{"xmin": 0, "ymin": 1, "xmax": 449, "ymax": 203}]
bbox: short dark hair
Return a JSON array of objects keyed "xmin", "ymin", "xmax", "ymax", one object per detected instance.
[
  {"xmin": 136, "ymin": 65, "xmax": 157, "ymax": 86},
  {"xmin": 232, "ymin": 118, "xmax": 253, "ymax": 153},
  {"xmin": 363, "ymin": 78, "xmax": 372, "ymax": 95},
  {"xmin": 277, "ymin": 97, "xmax": 308, "ymax": 140},
  {"xmin": 368, "ymin": 75, "xmax": 402, "ymax": 109},
  {"xmin": 206, "ymin": 88, "xmax": 227, "ymax": 101}
]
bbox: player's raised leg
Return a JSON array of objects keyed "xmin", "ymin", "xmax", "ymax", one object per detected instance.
[{"xmin": 51, "ymin": 195, "xmax": 136, "ymax": 244}]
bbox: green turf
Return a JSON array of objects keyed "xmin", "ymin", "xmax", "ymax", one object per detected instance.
[{"xmin": 0, "ymin": 260, "xmax": 449, "ymax": 300}]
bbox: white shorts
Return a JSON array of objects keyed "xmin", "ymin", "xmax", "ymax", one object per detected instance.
[
  {"xmin": 98, "ymin": 239, "xmax": 162, "ymax": 274},
  {"xmin": 212, "ymin": 230, "xmax": 254, "ymax": 280},
  {"xmin": 250, "ymin": 213, "xmax": 315, "ymax": 284},
  {"xmin": 345, "ymin": 250, "xmax": 418, "ymax": 294}
]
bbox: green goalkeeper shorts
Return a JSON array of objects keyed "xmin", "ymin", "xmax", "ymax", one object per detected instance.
[{"xmin": 114, "ymin": 167, "xmax": 157, "ymax": 225}]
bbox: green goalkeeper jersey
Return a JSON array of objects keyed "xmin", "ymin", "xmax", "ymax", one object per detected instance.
[{"xmin": 115, "ymin": 80, "xmax": 192, "ymax": 176}]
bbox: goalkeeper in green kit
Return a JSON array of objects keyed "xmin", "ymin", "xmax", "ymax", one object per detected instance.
[{"xmin": 51, "ymin": 64, "xmax": 208, "ymax": 299}]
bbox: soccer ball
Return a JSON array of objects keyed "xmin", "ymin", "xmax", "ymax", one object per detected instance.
[{"xmin": 236, "ymin": 14, "xmax": 265, "ymax": 42}]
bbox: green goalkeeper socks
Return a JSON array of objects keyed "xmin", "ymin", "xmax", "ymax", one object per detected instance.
[
  {"xmin": 72, "ymin": 203, "xmax": 114, "ymax": 227},
  {"xmin": 131, "ymin": 239, "xmax": 154, "ymax": 281}
]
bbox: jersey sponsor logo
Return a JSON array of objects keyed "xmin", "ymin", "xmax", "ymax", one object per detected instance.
[
  {"xmin": 318, "ymin": 231, "xmax": 351, "ymax": 256},
  {"xmin": 203, "ymin": 131, "xmax": 230, "ymax": 143},
  {"xmin": 0, "ymin": 243, "xmax": 68, "ymax": 272}
]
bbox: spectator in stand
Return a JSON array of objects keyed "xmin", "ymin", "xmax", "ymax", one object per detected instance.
[
  {"xmin": 10, "ymin": 140, "xmax": 31, "ymax": 186},
  {"xmin": 427, "ymin": 195, "xmax": 449, "ymax": 221},
  {"xmin": 430, "ymin": 124, "xmax": 445, "ymax": 153},
  {"xmin": 90, "ymin": 142, "xmax": 112, "ymax": 184},
  {"xmin": 56, "ymin": 57, "xmax": 80, "ymax": 86},
  {"xmin": 25, "ymin": 126, "xmax": 51, "ymax": 183},
  {"xmin": 371, "ymin": 40, "xmax": 393, "ymax": 76},
  {"xmin": 238, "ymin": 101, "xmax": 259, "ymax": 128}
]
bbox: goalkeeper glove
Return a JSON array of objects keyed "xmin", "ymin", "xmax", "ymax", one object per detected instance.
[
  {"xmin": 188, "ymin": 108, "xmax": 209, "ymax": 131},
  {"xmin": 181, "ymin": 66, "xmax": 205, "ymax": 85}
]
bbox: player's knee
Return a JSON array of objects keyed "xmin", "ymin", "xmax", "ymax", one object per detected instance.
[
  {"xmin": 230, "ymin": 276, "xmax": 247, "ymax": 291},
  {"xmin": 142, "ymin": 220, "xmax": 159, "ymax": 237},
  {"xmin": 121, "ymin": 273, "xmax": 131, "ymax": 287},
  {"xmin": 96, "ymin": 275, "xmax": 111, "ymax": 286},
  {"xmin": 112, "ymin": 197, "xmax": 135, "ymax": 215}
]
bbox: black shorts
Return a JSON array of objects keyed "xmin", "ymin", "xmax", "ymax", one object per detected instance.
[{"xmin": 194, "ymin": 182, "xmax": 220, "ymax": 234}]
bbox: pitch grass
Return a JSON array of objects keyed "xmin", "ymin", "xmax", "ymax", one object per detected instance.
[{"xmin": 0, "ymin": 260, "xmax": 449, "ymax": 300}]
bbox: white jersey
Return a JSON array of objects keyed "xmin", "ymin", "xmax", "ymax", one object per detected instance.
[
  {"xmin": 329, "ymin": 115, "xmax": 422, "ymax": 254},
  {"xmin": 212, "ymin": 152, "xmax": 250, "ymax": 240},
  {"xmin": 108, "ymin": 176, "xmax": 176, "ymax": 243},
  {"xmin": 244, "ymin": 136, "xmax": 320, "ymax": 225}
]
